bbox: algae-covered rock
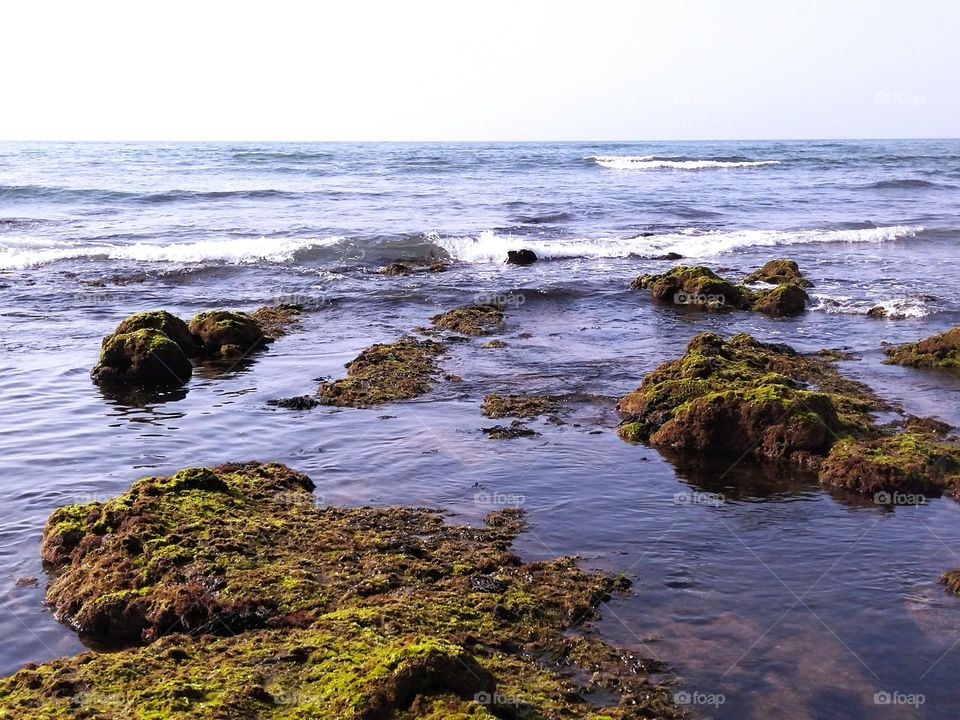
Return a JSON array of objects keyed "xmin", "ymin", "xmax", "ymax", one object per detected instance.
[
  {"xmin": 506, "ymin": 249, "xmax": 538, "ymax": 265},
  {"xmin": 745, "ymin": 259, "xmax": 813, "ymax": 288},
  {"xmin": 249, "ymin": 303, "xmax": 302, "ymax": 339},
  {"xmin": 188, "ymin": 310, "xmax": 267, "ymax": 356},
  {"xmin": 883, "ymin": 326, "xmax": 960, "ymax": 369},
  {"xmin": 749, "ymin": 282, "xmax": 810, "ymax": 317},
  {"xmin": 91, "ymin": 328, "xmax": 193, "ymax": 387},
  {"xmin": 318, "ymin": 338, "xmax": 446, "ymax": 407},
  {"xmin": 112, "ymin": 310, "xmax": 202, "ymax": 357},
  {"xmin": 431, "ymin": 304, "xmax": 505, "ymax": 336},
  {"xmin": 617, "ymin": 332, "xmax": 960, "ymax": 497},
  {"xmin": 630, "ymin": 265, "xmax": 751, "ymax": 311},
  {"xmin": 631, "ymin": 264, "xmax": 809, "ymax": 316},
  {"xmin": 481, "ymin": 394, "xmax": 558, "ymax": 419},
  {"xmin": 2, "ymin": 462, "xmax": 681, "ymax": 719}
]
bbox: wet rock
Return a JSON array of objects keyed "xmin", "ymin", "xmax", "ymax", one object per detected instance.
[
  {"xmin": 867, "ymin": 305, "xmax": 888, "ymax": 319},
  {"xmin": 382, "ymin": 262, "xmax": 410, "ymax": 276},
  {"xmin": 188, "ymin": 310, "xmax": 267, "ymax": 356},
  {"xmin": 745, "ymin": 258, "xmax": 813, "ymax": 288},
  {"xmin": 631, "ymin": 265, "xmax": 751, "ymax": 311},
  {"xmin": 318, "ymin": 337, "xmax": 446, "ymax": 407},
  {"xmin": 266, "ymin": 395, "xmax": 320, "ymax": 410},
  {"xmin": 883, "ymin": 326, "xmax": 960, "ymax": 369},
  {"xmin": 111, "ymin": 310, "xmax": 202, "ymax": 358},
  {"xmin": 482, "ymin": 421, "xmax": 539, "ymax": 439},
  {"xmin": 749, "ymin": 282, "xmax": 809, "ymax": 317},
  {"xmin": 91, "ymin": 328, "xmax": 193, "ymax": 387},
  {"xmin": 482, "ymin": 393, "xmax": 559, "ymax": 419},
  {"xmin": 617, "ymin": 332, "xmax": 960, "ymax": 497},
  {"xmin": 431, "ymin": 303, "xmax": 505, "ymax": 336},
  {"xmin": 480, "ymin": 339, "xmax": 507, "ymax": 349},
  {"xmin": 249, "ymin": 303, "xmax": 302, "ymax": 338},
  {"xmin": 655, "ymin": 252, "xmax": 684, "ymax": 261},
  {"xmin": 2, "ymin": 462, "xmax": 681, "ymax": 719},
  {"xmin": 507, "ymin": 249, "xmax": 538, "ymax": 265}
]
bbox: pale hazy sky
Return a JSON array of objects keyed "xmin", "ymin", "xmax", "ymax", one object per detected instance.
[{"xmin": 2, "ymin": 0, "xmax": 956, "ymax": 141}]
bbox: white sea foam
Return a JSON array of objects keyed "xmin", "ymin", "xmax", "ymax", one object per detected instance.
[
  {"xmin": 810, "ymin": 294, "xmax": 932, "ymax": 319},
  {"xmin": 432, "ymin": 225, "xmax": 924, "ymax": 264},
  {"xmin": 0, "ymin": 236, "xmax": 344, "ymax": 269},
  {"xmin": 589, "ymin": 155, "xmax": 781, "ymax": 170}
]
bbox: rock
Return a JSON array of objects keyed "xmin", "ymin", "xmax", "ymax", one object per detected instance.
[
  {"xmin": 318, "ymin": 337, "xmax": 446, "ymax": 407},
  {"xmin": 111, "ymin": 310, "xmax": 201, "ymax": 358},
  {"xmin": 617, "ymin": 332, "xmax": 960, "ymax": 497},
  {"xmin": 382, "ymin": 262, "xmax": 410, "ymax": 275},
  {"xmin": 188, "ymin": 310, "xmax": 267, "ymax": 356},
  {"xmin": 248, "ymin": 304, "xmax": 302, "ymax": 338},
  {"xmin": 867, "ymin": 305, "xmax": 888, "ymax": 319},
  {"xmin": 480, "ymin": 339, "xmax": 507, "ymax": 349},
  {"xmin": 266, "ymin": 395, "xmax": 320, "ymax": 410},
  {"xmin": 482, "ymin": 421, "xmax": 539, "ymax": 439},
  {"xmin": 745, "ymin": 259, "xmax": 813, "ymax": 288},
  {"xmin": 91, "ymin": 328, "xmax": 193, "ymax": 387},
  {"xmin": 883, "ymin": 326, "xmax": 960, "ymax": 369},
  {"xmin": 630, "ymin": 265, "xmax": 751, "ymax": 311},
  {"xmin": 506, "ymin": 249, "xmax": 538, "ymax": 265},
  {"xmin": 430, "ymin": 303, "xmax": 505, "ymax": 336},
  {"xmin": 655, "ymin": 252, "xmax": 684, "ymax": 260},
  {"xmin": 750, "ymin": 282, "xmax": 809, "ymax": 317},
  {"xmin": 481, "ymin": 393, "xmax": 559, "ymax": 419},
  {"xmin": 2, "ymin": 462, "xmax": 681, "ymax": 718}
]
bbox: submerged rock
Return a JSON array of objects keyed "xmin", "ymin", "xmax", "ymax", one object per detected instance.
[
  {"xmin": 617, "ymin": 332, "xmax": 960, "ymax": 496},
  {"xmin": 745, "ymin": 258, "xmax": 813, "ymax": 288},
  {"xmin": 481, "ymin": 393, "xmax": 559, "ymax": 419},
  {"xmin": 1, "ymin": 462, "xmax": 680, "ymax": 718},
  {"xmin": 482, "ymin": 421, "xmax": 539, "ymax": 439},
  {"xmin": 631, "ymin": 264, "xmax": 809, "ymax": 316},
  {"xmin": 506, "ymin": 249, "xmax": 538, "ymax": 265},
  {"xmin": 249, "ymin": 303, "xmax": 302, "ymax": 338},
  {"xmin": 883, "ymin": 326, "xmax": 960, "ymax": 369},
  {"xmin": 318, "ymin": 337, "xmax": 446, "ymax": 407},
  {"xmin": 188, "ymin": 310, "xmax": 267, "ymax": 356},
  {"xmin": 91, "ymin": 328, "xmax": 193, "ymax": 387},
  {"xmin": 266, "ymin": 395, "xmax": 320, "ymax": 410},
  {"xmin": 431, "ymin": 303, "xmax": 505, "ymax": 336}
]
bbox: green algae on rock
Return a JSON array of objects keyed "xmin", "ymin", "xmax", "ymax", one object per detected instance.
[
  {"xmin": 745, "ymin": 258, "xmax": 813, "ymax": 288},
  {"xmin": 249, "ymin": 303, "xmax": 303, "ymax": 339},
  {"xmin": 111, "ymin": 310, "xmax": 202, "ymax": 357},
  {"xmin": 431, "ymin": 304, "xmax": 505, "ymax": 336},
  {"xmin": 91, "ymin": 327, "xmax": 193, "ymax": 387},
  {"xmin": 631, "ymin": 264, "xmax": 809, "ymax": 316},
  {"xmin": 318, "ymin": 337, "xmax": 446, "ymax": 408},
  {"xmin": 481, "ymin": 394, "xmax": 559, "ymax": 419},
  {"xmin": 4, "ymin": 462, "xmax": 680, "ymax": 719},
  {"xmin": 188, "ymin": 310, "xmax": 267, "ymax": 356},
  {"xmin": 617, "ymin": 332, "xmax": 960, "ymax": 497},
  {"xmin": 883, "ymin": 326, "xmax": 960, "ymax": 369}
]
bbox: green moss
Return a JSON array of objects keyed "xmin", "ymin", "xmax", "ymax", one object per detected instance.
[
  {"xmin": 318, "ymin": 338, "xmax": 447, "ymax": 408},
  {"xmin": 5, "ymin": 464, "xmax": 681, "ymax": 719},
  {"xmin": 745, "ymin": 258, "xmax": 813, "ymax": 287},
  {"xmin": 431, "ymin": 304, "xmax": 505, "ymax": 336},
  {"xmin": 883, "ymin": 327, "xmax": 960, "ymax": 370},
  {"xmin": 629, "ymin": 265, "xmax": 752, "ymax": 310},
  {"xmin": 481, "ymin": 394, "xmax": 558, "ymax": 419}
]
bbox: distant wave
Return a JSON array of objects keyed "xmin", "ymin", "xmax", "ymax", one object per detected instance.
[
  {"xmin": 868, "ymin": 179, "xmax": 939, "ymax": 189},
  {"xmin": 0, "ymin": 184, "xmax": 302, "ymax": 204},
  {"xmin": 430, "ymin": 225, "xmax": 923, "ymax": 263},
  {"xmin": 0, "ymin": 236, "xmax": 344, "ymax": 269},
  {"xmin": 589, "ymin": 155, "xmax": 781, "ymax": 170}
]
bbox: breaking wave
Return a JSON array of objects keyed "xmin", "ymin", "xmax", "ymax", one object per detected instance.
[{"xmin": 589, "ymin": 155, "xmax": 781, "ymax": 170}]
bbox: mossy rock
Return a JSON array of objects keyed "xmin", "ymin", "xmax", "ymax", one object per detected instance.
[
  {"xmin": 112, "ymin": 310, "xmax": 202, "ymax": 357},
  {"xmin": 630, "ymin": 265, "xmax": 752, "ymax": 311},
  {"xmin": 4, "ymin": 462, "xmax": 681, "ymax": 719},
  {"xmin": 318, "ymin": 338, "xmax": 446, "ymax": 408},
  {"xmin": 481, "ymin": 394, "xmax": 558, "ymax": 419},
  {"xmin": 745, "ymin": 259, "xmax": 813, "ymax": 288},
  {"xmin": 249, "ymin": 304, "xmax": 302, "ymax": 339},
  {"xmin": 749, "ymin": 282, "xmax": 809, "ymax": 317},
  {"xmin": 883, "ymin": 327, "xmax": 960, "ymax": 369},
  {"xmin": 431, "ymin": 304, "xmax": 505, "ymax": 336},
  {"xmin": 819, "ymin": 418, "xmax": 960, "ymax": 495},
  {"xmin": 91, "ymin": 328, "xmax": 193, "ymax": 387},
  {"xmin": 618, "ymin": 332, "xmax": 960, "ymax": 496},
  {"xmin": 188, "ymin": 310, "xmax": 267, "ymax": 356}
]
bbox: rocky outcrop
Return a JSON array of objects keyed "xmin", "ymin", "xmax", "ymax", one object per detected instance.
[
  {"xmin": 431, "ymin": 303, "xmax": 505, "ymax": 336},
  {"xmin": 745, "ymin": 259, "xmax": 813, "ymax": 288},
  {"xmin": 507, "ymin": 249, "xmax": 538, "ymax": 265},
  {"xmin": 884, "ymin": 327, "xmax": 960, "ymax": 369},
  {"xmin": 91, "ymin": 327, "xmax": 194, "ymax": 386}
]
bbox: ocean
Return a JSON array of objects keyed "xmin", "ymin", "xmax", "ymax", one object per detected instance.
[{"xmin": 2, "ymin": 139, "xmax": 959, "ymax": 718}]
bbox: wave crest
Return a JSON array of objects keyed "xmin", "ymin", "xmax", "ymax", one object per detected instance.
[{"xmin": 589, "ymin": 155, "xmax": 781, "ymax": 170}]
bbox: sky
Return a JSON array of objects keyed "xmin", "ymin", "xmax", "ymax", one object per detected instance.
[{"xmin": 1, "ymin": 0, "xmax": 956, "ymax": 141}]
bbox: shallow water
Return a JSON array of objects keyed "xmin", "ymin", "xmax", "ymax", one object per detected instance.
[{"xmin": 1, "ymin": 141, "xmax": 960, "ymax": 718}]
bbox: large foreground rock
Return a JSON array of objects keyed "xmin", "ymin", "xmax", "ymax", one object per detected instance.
[{"xmin": 0, "ymin": 462, "xmax": 680, "ymax": 719}]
